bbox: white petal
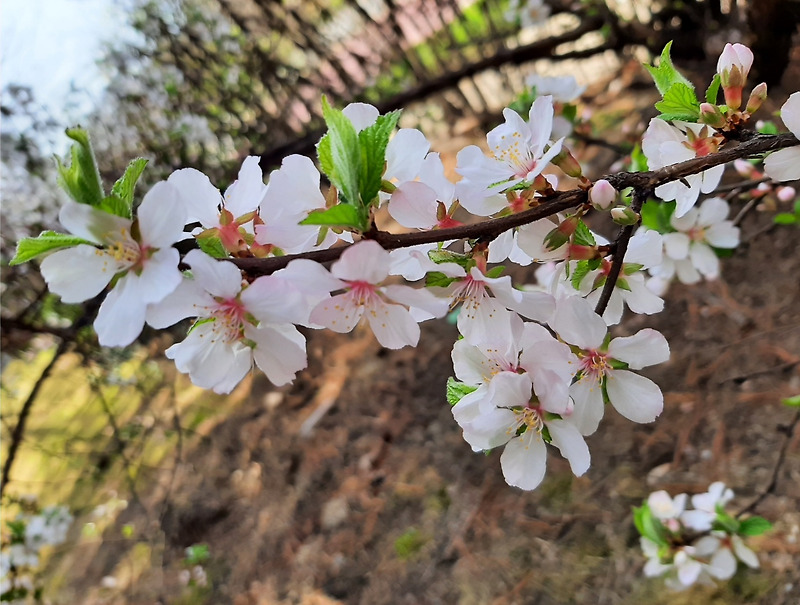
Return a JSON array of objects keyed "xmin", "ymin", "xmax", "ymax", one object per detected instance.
[
  {"xmin": 309, "ymin": 292, "xmax": 363, "ymax": 333},
  {"xmin": 547, "ymin": 419, "xmax": 590, "ymax": 476},
  {"xmin": 167, "ymin": 168, "xmax": 222, "ymax": 228},
  {"xmin": 569, "ymin": 374, "xmax": 605, "ymax": 435},
  {"xmin": 671, "ymin": 206, "xmax": 699, "ymax": 232},
  {"xmin": 689, "ymin": 243, "xmax": 720, "ymax": 278},
  {"xmin": 500, "ymin": 432, "xmax": 548, "ymax": 491},
  {"xmin": 249, "ymin": 323, "xmax": 307, "ymax": 386},
  {"xmin": 418, "ymin": 152, "xmax": 455, "ymax": 202},
  {"xmin": 705, "ymin": 222, "xmax": 740, "ymax": 248},
  {"xmin": 342, "ymin": 102, "xmax": 379, "ymax": 132},
  {"xmin": 732, "ymin": 536, "xmax": 760, "ymax": 569},
  {"xmin": 240, "ymin": 276, "xmax": 307, "ymax": 325},
  {"xmin": 387, "ymin": 181, "xmax": 438, "ymax": 229},
  {"xmin": 621, "ymin": 277, "xmax": 664, "ymax": 316},
  {"xmin": 183, "ymin": 249, "xmax": 242, "ymax": 299},
  {"xmin": 605, "ymin": 370, "xmax": 663, "ymax": 424},
  {"xmin": 675, "ymin": 258, "xmax": 701, "ymax": 284},
  {"xmin": 58, "ymin": 201, "xmax": 130, "ymax": 244},
  {"xmin": 707, "ymin": 547, "xmax": 737, "ymax": 580},
  {"xmin": 697, "ymin": 197, "xmax": 730, "ymax": 226},
  {"xmin": 608, "ymin": 329, "xmax": 670, "ymax": 369},
  {"xmin": 663, "ymin": 232, "xmax": 690, "ymax": 260},
  {"xmin": 487, "ymin": 229, "xmax": 515, "ymax": 264},
  {"xmin": 146, "ymin": 279, "xmax": 214, "ymax": 328},
  {"xmin": 137, "ymin": 247, "xmax": 183, "ymax": 304},
  {"xmin": 365, "ymin": 298, "xmax": 420, "ymax": 349},
  {"xmin": 262, "ymin": 154, "xmax": 326, "ymax": 217},
  {"xmin": 550, "ymin": 295, "xmax": 606, "ymax": 350},
  {"xmin": 780, "ymin": 92, "xmax": 800, "ymax": 136},
  {"xmin": 223, "ymin": 156, "xmax": 265, "ymax": 218},
  {"xmin": 137, "ymin": 181, "xmax": 187, "ymax": 248},
  {"xmin": 40, "ymin": 245, "xmax": 115, "ymax": 303},
  {"xmin": 700, "ymin": 164, "xmax": 725, "ymax": 194},
  {"xmin": 94, "ymin": 274, "xmax": 146, "ymax": 347},
  {"xmin": 385, "ymin": 129, "xmax": 430, "ymax": 183},
  {"xmin": 381, "ymin": 284, "xmax": 449, "ymax": 319},
  {"xmin": 526, "ymin": 96, "xmax": 555, "ymax": 158},
  {"xmin": 677, "ymin": 558, "xmax": 703, "ymax": 586},
  {"xmin": 331, "ymin": 240, "xmax": 390, "ymax": 283},
  {"xmin": 626, "ymin": 230, "xmax": 663, "ymax": 267},
  {"xmin": 764, "ymin": 147, "xmax": 800, "ymax": 182}
]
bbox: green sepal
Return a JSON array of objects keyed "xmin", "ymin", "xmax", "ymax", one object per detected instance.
[
  {"xmin": 300, "ymin": 204, "xmax": 365, "ymax": 231},
  {"xmin": 633, "ymin": 503, "xmax": 669, "ymax": 547},
  {"xmin": 616, "ymin": 277, "xmax": 631, "ymax": 292},
  {"xmin": 196, "ymin": 234, "xmax": 229, "ymax": 258},
  {"xmin": 55, "ymin": 127, "xmax": 105, "ymax": 207},
  {"xmin": 738, "ymin": 516, "xmax": 772, "ymax": 537},
  {"xmin": 645, "ymin": 41, "xmax": 695, "ymax": 96},
  {"xmin": 358, "ymin": 110, "xmax": 402, "ymax": 207},
  {"xmin": 706, "ymin": 74, "xmax": 721, "ymax": 104},
  {"xmin": 714, "ymin": 510, "xmax": 740, "ymax": 535},
  {"xmin": 426, "ymin": 271, "xmax": 459, "ymax": 288},
  {"xmin": 187, "ymin": 316, "xmax": 216, "ymax": 334},
  {"xmin": 573, "ymin": 219, "xmax": 596, "ymax": 247},
  {"xmin": 623, "ymin": 263, "xmax": 644, "ymax": 275},
  {"xmin": 485, "ymin": 265, "xmax": 505, "ymax": 278},
  {"xmin": 111, "ymin": 157, "xmax": 149, "ymax": 214},
  {"xmin": 10, "ymin": 231, "xmax": 96, "ymax": 265},
  {"xmin": 320, "ymin": 96, "xmax": 361, "ymax": 206},
  {"xmin": 446, "ymin": 377, "xmax": 477, "ymax": 406},
  {"xmin": 428, "ymin": 248, "xmax": 471, "ymax": 269},
  {"xmin": 655, "ymin": 83, "xmax": 701, "ymax": 122}
]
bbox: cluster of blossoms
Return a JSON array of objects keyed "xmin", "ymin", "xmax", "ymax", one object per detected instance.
[
  {"xmin": 636, "ymin": 483, "xmax": 770, "ymax": 590},
  {"xmin": 1, "ymin": 500, "xmax": 73, "ymax": 602},
  {"xmin": 11, "ymin": 42, "xmax": 799, "ymax": 497}
]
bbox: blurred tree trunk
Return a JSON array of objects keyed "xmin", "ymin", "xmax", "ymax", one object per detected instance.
[{"xmin": 748, "ymin": 0, "xmax": 800, "ymax": 86}]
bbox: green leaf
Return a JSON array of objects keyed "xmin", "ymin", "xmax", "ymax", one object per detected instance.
[
  {"xmin": 570, "ymin": 260, "xmax": 593, "ymax": 290},
  {"xmin": 757, "ymin": 120, "xmax": 779, "ymax": 135},
  {"xmin": 633, "ymin": 504, "xmax": 668, "ymax": 546},
  {"xmin": 706, "ymin": 74, "xmax": 721, "ymax": 104},
  {"xmin": 358, "ymin": 110, "xmax": 401, "ymax": 207},
  {"xmin": 300, "ymin": 204, "xmax": 365, "ymax": 230},
  {"xmin": 655, "ymin": 83, "xmax": 700, "ymax": 121},
  {"xmin": 321, "ymin": 97, "xmax": 361, "ymax": 206},
  {"xmin": 317, "ymin": 134, "xmax": 334, "ymax": 180},
  {"xmin": 10, "ymin": 231, "xmax": 96, "ymax": 265},
  {"xmin": 426, "ymin": 271, "xmax": 459, "ymax": 288},
  {"xmin": 738, "ymin": 516, "xmax": 772, "ymax": 537},
  {"xmin": 561, "ymin": 103, "xmax": 578, "ymax": 123},
  {"xmin": 446, "ymin": 377, "xmax": 477, "ymax": 406},
  {"xmin": 485, "ymin": 265, "xmax": 505, "ymax": 278},
  {"xmin": 774, "ymin": 213, "xmax": 798, "ymax": 225},
  {"xmin": 428, "ymin": 249, "xmax": 471, "ymax": 269},
  {"xmin": 640, "ymin": 200, "xmax": 676, "ymax": 233},
  {"xmin": 782, "ymin": 394, "xmax": 800, "ymax": 407},
  {"xmin": 645, "ymin": 41, "xmax": 695, "ymax": 96},
  {"xmin": 110, "ymin": 157, "xmax": 148, "ymax": 214},
  {"xmin": 184, "ymin": 543, "xmax": 210, "ymax": 565},
  {"xmin": 196, "ymin": 235, "xmax": 228, "ymax": 258},
  {"xmin": 98, "ymin": 195, "xmax": 130, "ymax": 219},
  {"xmin": 573, "ymin": 219, "xmax": 596, "ymax": 247},
  {"xmin": 55, "ymin": 127, "xmax": 105, "ymax": 207}
]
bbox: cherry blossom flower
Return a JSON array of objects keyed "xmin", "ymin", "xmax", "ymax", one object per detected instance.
[
  {"xmin": 456, "ymin": 96, "xmax": 564, "ymax": 215},
  {"xmin": 146, "ymin": 249, "xmax": 310, "ymax": 392},
  {"xmin": 168, "ymin": 156, "xmax": 264, "ymax": 255},
  {"xmin": 642, "ymin": 119, "xmax": 725, "ymax": 217},
  {"xmin": 647, "ymin": 197, "xmax": 740, "ymax": 291},
  {"xmin": 40, "ymin": 182, "xmax": 186, "ymax": 347},
  {"xmin": 764, "ymin": 92, "xmax": 800, "ymax": 182},
  {"xmin": 648, "ymin": 490, "xmax": 688, "ymax": 532},
  {"xmin": 505, "ymin": 0, "xmax": 551, "ymax": 28},
  {"xmin": 692, "ymin": 533, "xmax": 760, "ymax": 577},
  {"xmin": 716, "ymin": 43, "xmax": 754, "ymax": 110},
  {"xmin": 551, "ymin": 296, "xmax": 670, "ymax": 435},
  {"xmin": 387, "ymin": 153, "xmax": 461, "ymax": 230},
  {"xmin": 309, "ymin": 240, "xmax": 449, "ymax": 349},
  {"xmin": 453, "ymin": 371, "xmax": 589, "ymax": 491}
]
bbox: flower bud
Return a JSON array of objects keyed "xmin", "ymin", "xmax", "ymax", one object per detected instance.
[
  {"xmin": 733, "ymin": 158, "xmax": 756, "ymax": 178},
  {"xmin": 589, "ymin": 179, "xmax": 616, "ymax": 210},
  {"xmin": 610, "ymin": 206, "xmax": 639, "ymax": 225},
  {"xmin": 777, "ymin": 186, "xmax": 796, "ymax": 203},
  {"xmin": 699, "ymin": 103, "xmax": 727, "ymax": 128},
  {"xmin": 717, "ymin": 43, "xmax": 754, "ymax": 89},
  {"xmin": 543, "ymin": 215, "xmax": 579, "ymax": 250},
  {"xmin": 746, "ymin": 82, "xmax": 768, "ymax": 114},
  {"xmin": 551, "ymin": 148, "xmax": 583, "ymax": 178}
]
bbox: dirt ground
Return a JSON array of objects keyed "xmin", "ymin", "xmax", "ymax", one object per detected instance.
[{"xmin": 5, "ymin": 58, "xmax": 800, "ymax": 604}]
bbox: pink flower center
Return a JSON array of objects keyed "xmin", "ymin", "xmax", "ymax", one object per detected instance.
[
  {"xmin": 211, "ymin": 298, "xmax": 248, "ymax": 342},
  {"xmin": 347, "ymin": 280, "xmax": 378, "ymax": 306},
  {"xmin": 579, "ymin": 350, "xmax": 610, "ymax": 379}
]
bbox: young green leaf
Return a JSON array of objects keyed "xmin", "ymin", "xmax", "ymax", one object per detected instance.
[
  {"xmin": 446, "ymin": 377, "xmax": 478, "ymax": 406},
  {"xmin": 570, "ymin": 260, "xmax": 593, "ymax": 290},
  {"xmin": 321, "ymin": 97, "xmax": 361, "ymax": 206},
  {"xmin": 706, "ymin": 74, "xmax": 721, "ymax": 104},
  {"xmin": 10, "ymin": 231, "xmax": 95, "ymax": 265},
  {"xmin": 426, "ymin": 271, "xmax": 459, "ymax": 288},
  {"xmin": 645, "ymin": 41, "xmax": 695, "ymax": 96},
  {"xmin": 358, "ymin": 110, "xmax": 401, "ymax": 207},
  {"xmin": 573, "ymin": 219, "xmax": 596, "ymax": 247},
  {"xmin": 300, "ymin": 204, "xmax": 365, "ymax": 231},
  {"xmin": 640, "ymin": 200, "xmax": 676, "ymax": 233},
  {"xmin": 98, "ymin": 195, "xmax": 131, "ymax": 219},
  {"xmin": 55, "ymin": 127, "xmax": 105, "ymax": 207},
  {"xmin": 196, "ymin": 234, "xmax": 229, "ymax": 258},
  {"xmin": 738, "ymin": 516, "xmax": 772, "ymax": 537},
  {"xmin": 111, "ymin": 157, "xmax": 149, "ymax": 214},
  {"xmin": 782, "ymin": 394, "xmax": 800, "ymax": 407},
  {"xmin": 655, "ymin": 83, "xmax": 701, "ymax": 122}
]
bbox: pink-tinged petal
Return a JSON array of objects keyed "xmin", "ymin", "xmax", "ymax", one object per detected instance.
[
  {"xmin": 500, "ymin": 432, "xmax": 547, "ymax": 490},
  {"xmin": 94, "ymin": 274, "xmax": 147, "ymax": 347},
  {"xmin": 277, "ymin": 258, "xmax": 345, "ymax": 296},
  {"xmin": 167, "ymin": 168, "xmax": 222, "ymax": 228},
  {"xmin": 136, "ymin": 247, "xmax": 182, "ymax": 304},
  {"xmin": 697, "ymin": 197, "xmax": 730, "ymax": 226},
  {"xmin": 331, "ymin": 240, "xmax": 390, "ymax": 283},
  {"xmin": 608, "ymin": 329, "xmax": 670, "ymax": 369},
  {"xmin": 342, "ymin": 103, "xmax": 379, "ymax": 132},
  {"xmin": 240, "ymin": 276, "xmax": 307, "ymax": 325},
  {"xmin": 626, "ymin": 230, "xmax": 663, "ymax": 267},
  {"xmin": 261, "ymin": 154, "xmax": 326, "ymax": 217},
  {"xmin": 663, "ymin": 232, "xmax": 690, "ymax": 260},
  {"xmin": 689, "ymin": 242, "xmax": 720, "ymax": 278},
  {"xmin": 223, "ymin": 156, "xmax": 265, "ymax": 218},
  {"xmin": 569, "ymin": 374, "xmax": 605, "ymax": 435},
  {"xmin": 732, "ymin": 536, "xmax": 760, "ymax": 568},
  {"xmin": 461, "ymin": 405, "xmax": 516, "ymax": 451},
  {"xmin": 310, "ymin": 292, "xmax": 363, "ymax": 333},
  {"xmin": 457, "ymin": 292, "xmax": 510, "ymax": 345},
  {"xmin": 707, "ymin": 547, "xmax": 737, "ymax": 580},
  {"xmin": 40, "ymin": 245, "xmax": 116, "ymax": 303},
  {"xmin": 249, "ymin": 323, "xmax": 307, "ymax": 386},
  {"xmin": 452, "ymin": 340, "xmax": 496, "ymax": 385},
  {"xmin": 489, "ymin": 371, "xmax": 533, "ymax": 408},
  {"xmin": 551, "ymin": 295, "xmax": 606, "ymax": 350},
  {"xmin": 387, "ymin": 181, "xmax": 438, "ymax": 229},
  {"xmin": 381, "ymin": 284, "xmax": 449, "ymax": 319},
  {"xmin": 780, "ymin": 92, "xmax": 800, "ymax": 136},
  {"xmin": 455, "ymin": 181, "xmax": 511, "ymax": 216},
  {"xmin": 58, "ymin": 201, "xmax": 130, "ymax": 244},
  {"xmin": 146, "ymin": 279, "xmax": 214, "ymax": 329},
  {"xmin": 700, "ymin": 164, "xmax": 725, "ymax": 193},
  {"xmin": 385, "ymin": 128, "xmax": 430, "ymax": 183},
  {"xmin": 254, "ymin": 221, "xmax": 319, "ymax": 253},
  {"xmin": 166, "ymin": 326, "xmax": 249, "ymax": 392},
  {"xmin": 606, "ymin": 370, "xmax": 663, "ymax": 423},
  {"xmin": 183, "ymin": 249, "xmax": 242, "ymax": 299},
  {"xmin": 705, "ymin": 222, "xmax": 739, "ymax": 248},
  {"xmin": 364, "ymin": 298, "xmax": 420, "ymax": 349},
  {"xmin": 547, "ymin": 419, "xmax": 590, "ymax": 477},
  {"xmin": 764, "ymin": 147, "xmax": 800, "ymax": 182},
  {"xmin": 418, "ymin": 153, "xmax": 455, "ymax": 202},
  {"xmin": 137, "ymin": 181, "xmax": 188, "ymax": 248}
]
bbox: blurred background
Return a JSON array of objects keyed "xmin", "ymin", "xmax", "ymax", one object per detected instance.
[{"xmin": 2, "ymin": 1, "xmax": 800, "ymax": 603}]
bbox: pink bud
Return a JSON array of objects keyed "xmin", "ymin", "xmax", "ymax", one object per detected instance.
[
  {"xmin": 746, "ymin": 82, "xmax": 768, "ymax": 114},
  {"xmin": 777, "ymin": 186, "xmax": 797, "ymax": 203},
  {"xmin": 733, "ymin": 159, "xmax": 755, "ymax": 178},
  {"xmin": 717, "ymin": 43, "xmax": 754, "ymax": 87},
  {"xmin": 589, "ymin": 179, "xmax": 616, "ymax": 210},
  {"xmin": 699, "ymin": 103, "xmax": 726, "ymax": 128}
]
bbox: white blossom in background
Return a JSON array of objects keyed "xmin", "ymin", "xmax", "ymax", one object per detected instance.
[
  {"xmin": 764, "ymin": 92, "xmax": 800, "ymax": 181},
  {"xmin": 642, "ymin": 119, "xmax": 725, "ymax": 217},
  {"xmin": 648, "ymin": 490, "xmax": 688, "ymax": 532},
  {"xmin": 147, "ymin": 250, "xmax": 311, "ymax": 392},
  {"xmin": 647, "ymin": 197, "xmax": 740, "ymax": 294},
  {"xmin": 526, "ymin": 74, "xmax": 586, "ymax": 137},
  {"xmin": 505, "ymin": 0, "xmax": 551, "ymax": 28},
  {"xmin": 551, "ymin": 296, "xmax": 669, "ymax": 435},
  {"xmin": 309, "ymin": 240, "xmax": 449, "ymax": 349},
  {"xmin": 40, "ymin": 182, "xmax": 187, "ymax": 347}
]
